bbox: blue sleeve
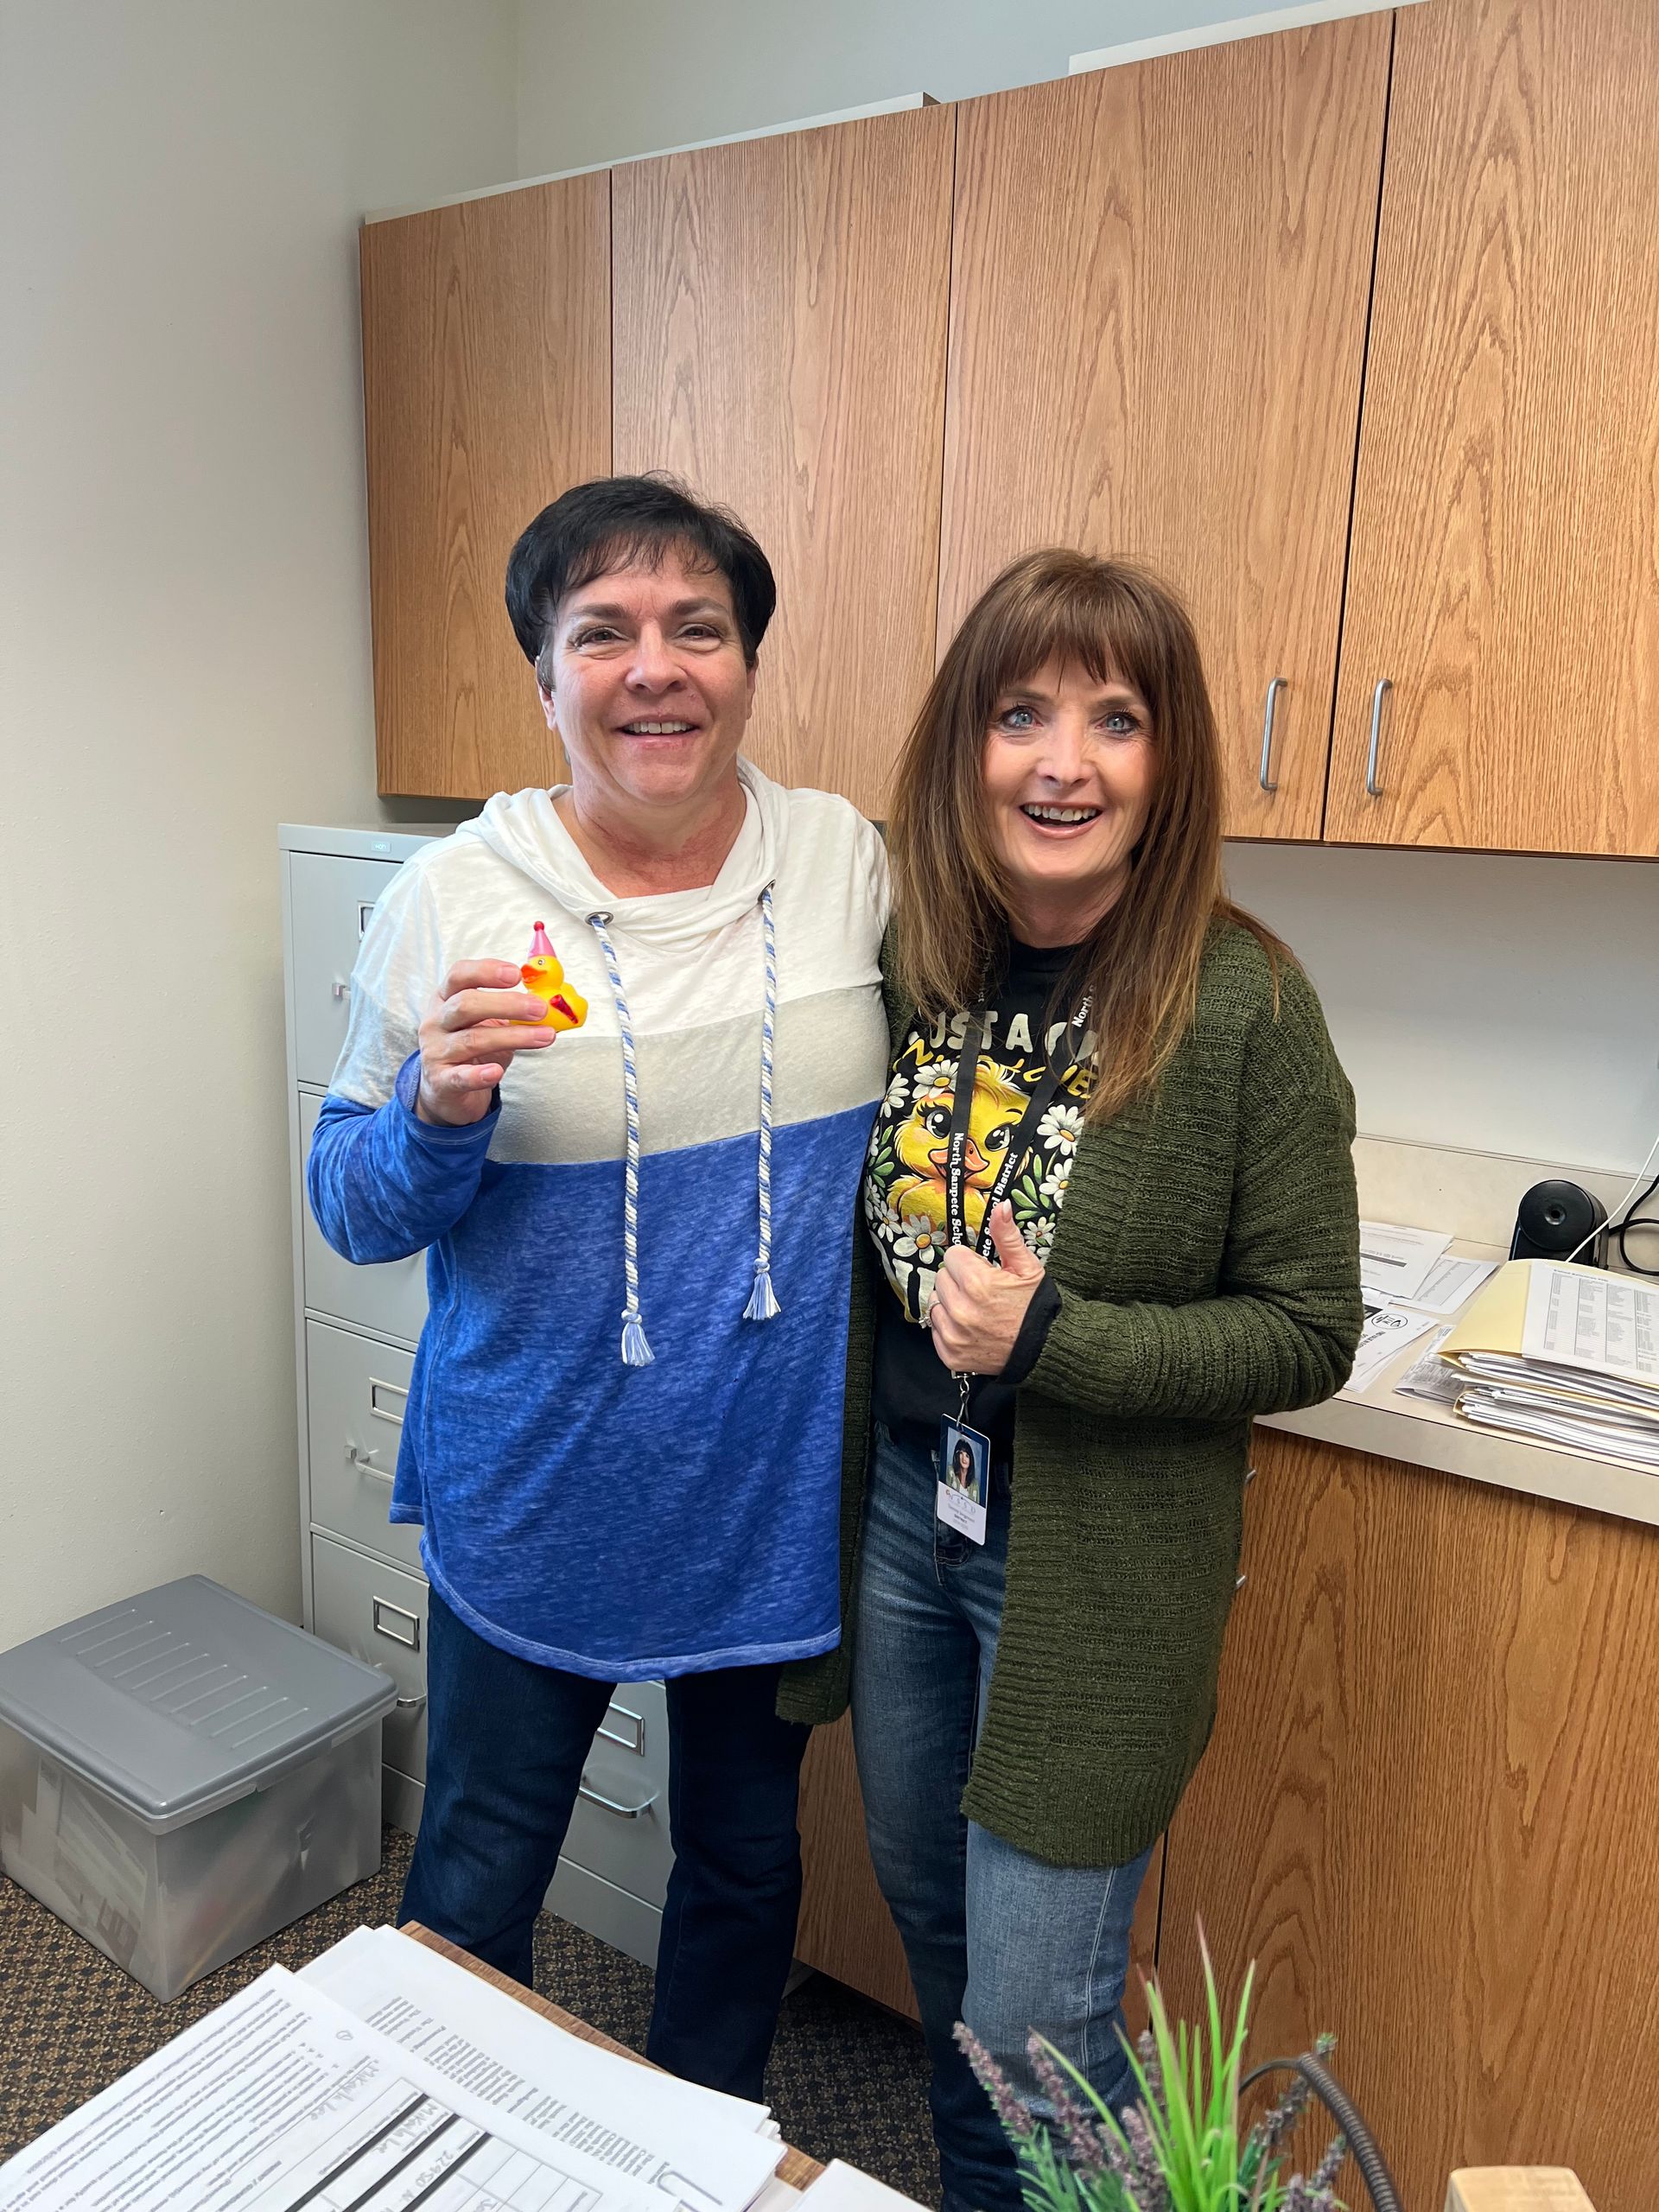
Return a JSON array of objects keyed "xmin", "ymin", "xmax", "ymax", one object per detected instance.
[{"xmin": 307, "ymin": 1052, "xmax": 499, "ymax": 1263}]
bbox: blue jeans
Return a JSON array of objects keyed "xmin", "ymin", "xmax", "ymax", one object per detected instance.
[
  {"xmin": 852, "ymin": 1427, "xmax": 1154, "ymax": 2212},
  {"xmin": 400, "ymin": 1586, "xmax": 810, "ymax": 2100}
]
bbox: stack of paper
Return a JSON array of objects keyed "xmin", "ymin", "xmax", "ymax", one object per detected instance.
[
  {"xmin": 1440, "ymin": 1261, "xmax": 1659, "ymax": 1468},
  {"xmin": 302, "ymin": 1928, "xmax": 788, "ymax": 2210}
]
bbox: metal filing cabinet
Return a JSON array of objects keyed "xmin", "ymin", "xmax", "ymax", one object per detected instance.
[{"xmin": 280, "ymin": 824, "xmax": 675, "ymax": 1967}]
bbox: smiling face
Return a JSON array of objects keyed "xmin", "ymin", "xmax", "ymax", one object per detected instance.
[
  {"xmin": 982, "ymin": 657, "xmax": 1158, "ymax": 944},
  {"xmin": 537, "ymin": 549, "xmax": 756, "ymax": 825}
]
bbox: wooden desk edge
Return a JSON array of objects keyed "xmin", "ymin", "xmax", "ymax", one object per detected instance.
[{"xmin": 404, "ymin": 1923, "xmax": 826, "ymax": 2190}]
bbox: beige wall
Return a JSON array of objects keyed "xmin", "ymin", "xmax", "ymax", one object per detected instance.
[{"xmin": 0, "ymin": 0, "xmax": 518, "ymax": 1643}]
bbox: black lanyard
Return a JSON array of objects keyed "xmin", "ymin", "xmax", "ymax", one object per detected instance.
[{"xmin": 944, "ymin": 1000, "xmax": 1091, "ymax": 1257}]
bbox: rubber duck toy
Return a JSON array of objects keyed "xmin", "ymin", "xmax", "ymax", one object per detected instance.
[{"xmin": 519, "ymin": 921, "xmax": 588, "ymax": 1033}]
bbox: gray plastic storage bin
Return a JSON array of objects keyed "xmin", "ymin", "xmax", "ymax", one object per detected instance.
[{"xmin": 0, "ymin": 1575, "xmax": 397, "ymax": 2000}]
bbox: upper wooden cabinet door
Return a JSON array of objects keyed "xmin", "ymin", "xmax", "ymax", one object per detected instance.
[
  {"xmin": 361, "ymin": 178, "xmax": 610, "ymax": 798},
  {"xmin": 939, "ymin": 23, "xmax": 1389, "ymax": 841},
  {"xmin": 613, "ymin": 107, "xmax": 955, "ymax": 816},
  {"xmin": 1328, "ymin": 0, "xmax": 1659, "ymax": 854}
]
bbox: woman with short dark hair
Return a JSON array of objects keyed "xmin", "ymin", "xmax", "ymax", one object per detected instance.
[
  {"xmin": 312, "ymin": 473, "xmax": 889, "ymax": 2097},
  {"xmin": 783, "ymin": 550, "xmax": 1361, "ymax": 2212}
]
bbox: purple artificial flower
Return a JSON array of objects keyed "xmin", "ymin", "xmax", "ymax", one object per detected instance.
[
  {"xmin": 1025, "ymin": 2037, "xmax": 1107, "ymax": 2176},
  {"xmin": 952, "ymin": 2023, "xmax": 1036, "ymax": 2141}
]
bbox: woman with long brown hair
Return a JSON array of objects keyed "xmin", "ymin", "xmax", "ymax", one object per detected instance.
[{"xmin": 782, "ymin": 551, "xmax": 1362, "ymax": 2212}]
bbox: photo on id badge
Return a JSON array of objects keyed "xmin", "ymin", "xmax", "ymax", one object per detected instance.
[{"xmin": 937, "ymin": 1421, "xmax": 990, "ymax": 1543}]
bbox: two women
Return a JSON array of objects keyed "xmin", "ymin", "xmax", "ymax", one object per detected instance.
[{"xmin": 783, "ymin": 551, "xmax": 1362, "ymax": 2212}]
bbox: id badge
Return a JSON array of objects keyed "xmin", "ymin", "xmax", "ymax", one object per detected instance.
[{"xmin": 937, "ymin": 1419, "xmax": 991, "ymax": 1546}]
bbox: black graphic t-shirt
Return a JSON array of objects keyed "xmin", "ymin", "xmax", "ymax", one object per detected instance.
[{"xmin": 864, "ymin": 938, "xmax": 1096, "ymax": 1466}]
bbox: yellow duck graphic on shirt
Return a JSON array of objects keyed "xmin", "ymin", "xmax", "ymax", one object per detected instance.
[{"xmin": 889, "ymin": 1061, "xmax": 1031, "ymax": 1244}]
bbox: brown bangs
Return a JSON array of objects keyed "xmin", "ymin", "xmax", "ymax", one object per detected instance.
[{"xmin": 886, "ymin": 549, "xmax": 1287, "ymax": 1124}]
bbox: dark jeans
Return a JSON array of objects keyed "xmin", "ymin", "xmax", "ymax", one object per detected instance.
[{"xmin": 399, "ymin": 1585, "xmax": 810, "ymax": 2099}]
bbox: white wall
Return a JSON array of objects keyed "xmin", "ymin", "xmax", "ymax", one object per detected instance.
[
  {"xmin": 1224, "ymin": 844, "xmax": 1659, "ymax": 1175},
  {"xmin": 510, "ymin": 0, "xmax": 1324, "ymax": 176},
  {"xmin": 0, "ymin": 0, "xmax": 518, "ymax": 1644}
]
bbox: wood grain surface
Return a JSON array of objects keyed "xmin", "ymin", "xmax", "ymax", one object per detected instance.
[
  {"xmin": 404, "ymin": 1922, "xmax": 825, "ymax": 2188},
  {"xmin": 613, "ymin": 107, "xmax": 954, "ymax": 816},
  {"xmin": 1156, "ymin": 1430, "xmax": 1659, "ymax": 2212},
  {"xmin": 938, "ymin": 22, "xmax": 1389, "ymax": 840},
  {"xmin": 796, "ymin": 1712, "xmax": 919, "ymax": 2020},
  {"xmin": 360, "ymin": 178, "xmax": 609, "ymax": 798},
  {"xmin": 1326, "ymin": 0, "xmax": 1659, "ymax": 854}
]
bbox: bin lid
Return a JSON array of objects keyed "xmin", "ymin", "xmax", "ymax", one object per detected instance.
[{"xmin": 0, "ymin": 1576, "xmax": 397, "ymax": 1831}]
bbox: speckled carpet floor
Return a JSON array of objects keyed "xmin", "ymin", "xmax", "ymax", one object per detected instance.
[{"xmin": 0, "ymin": 1826, "xmax": 938, "ymax": 2202}]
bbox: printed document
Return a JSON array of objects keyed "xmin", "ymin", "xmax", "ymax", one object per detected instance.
[
  {"xmin": 1341, "ymin": 1301, "xmax": 1437, "ymax": 1397},
  {"xmin": 1357, "ymin": 1221, "xmax": 1452, "ymax": 1305},
  {"xmin": 1522, "ymin": 1264, "xmax": 1659, "ymax": 1387},
  {"xmin": 302, "ymin": 1928, "xmax": 782, "ymax": 2212},
  {"xmin": 0, "ymin": 1965, "xmax": 665, "ymax": 2212},
  {"xmin": 1402, "ymin": 1255, "xmax": 1498, "ymax": 1317}
]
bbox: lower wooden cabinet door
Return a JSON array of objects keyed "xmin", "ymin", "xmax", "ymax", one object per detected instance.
[{"xmin": 1156, "ymin": 1430, "xmax": 1659, "ymax": 2212}]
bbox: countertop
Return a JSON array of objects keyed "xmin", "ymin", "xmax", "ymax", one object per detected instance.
[{"xmin": 1262, "ymin": 1136, "xmax": 1658, "ymax": 1530}]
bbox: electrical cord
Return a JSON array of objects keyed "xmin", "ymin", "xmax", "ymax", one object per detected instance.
[
  {"xmin": 1563, "ymin": 1123, "xmax": 1659, "ymax": 1270},
  {"xmin": 1612, "ymin": 1160, "xmax": 1659, "ymax": 1275},
  {"xmin": 1241, "ymin": 2053, "xmax": 1403, "ymax": 2212}
]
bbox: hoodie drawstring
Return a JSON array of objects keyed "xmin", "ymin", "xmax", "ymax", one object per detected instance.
[
  {"xmin": 587, "ymin": 912, "xmax": 654, "ymax": 1367},
  {"xmin": 742, "ymin": 887, "xmax": 781, "ymax": 1322},
  {"xmin": 587, "ymin": 884, "xmax": 781, "ymax": 1367}
]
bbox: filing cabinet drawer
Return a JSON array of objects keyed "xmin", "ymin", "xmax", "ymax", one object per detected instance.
[
  {"xmin": 298, "ymin": 1090, "xmax": 429, "ymax": 1344},
  {"xmin": 305, "ymin": 1321, "xmax": 423, "ymax": 1573},
  {"xmin": 310, "ymin": 1536, "xmax": 429, "ymax": 1783},
  {"xmin": 561, "ymin": 1681, "xmax": 673, "ymax": 1910},
  {"xmin": 289, "ymin": 851, "xmax": 401, "ymax": 1085}
]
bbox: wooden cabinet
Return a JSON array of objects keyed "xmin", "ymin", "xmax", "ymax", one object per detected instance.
[
  {"xmin": 360, "ymin": 177, "xmax": 610, "ymax": 798},
  {"xmin": 938, "ymin": 21, "xmax": 1389, "ymax": 841},
  {"xmin": 612, "ymin": 108, "xmax": 954, "ymax": 815},
  {"xmin": 1327, "ymin": 0, "xmax": 1659, "ymax": 855},
  {"xmin": 1157, "ymin": 1429, "xmax": 1659, "ymax": 2212}
]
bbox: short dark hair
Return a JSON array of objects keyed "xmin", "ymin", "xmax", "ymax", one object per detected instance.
[{"xmin": 505, "ymin": 474, "xmax": 777, "ymax": 675}]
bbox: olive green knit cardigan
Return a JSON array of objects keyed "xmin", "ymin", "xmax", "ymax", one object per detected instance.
[{"xmin": 778, "ymin": 919, "xmax": 1363, "ymax": 1870}]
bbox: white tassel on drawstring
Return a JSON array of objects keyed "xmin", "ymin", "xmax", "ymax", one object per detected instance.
[{"xmin": 743, "ymin": 884, "xmax": 782, "ymax": 1324}]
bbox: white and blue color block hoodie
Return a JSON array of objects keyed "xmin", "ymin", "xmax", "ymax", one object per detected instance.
[{"xmin": 308, "ymin": 763, "xmax": 889, "ymax": 1680}]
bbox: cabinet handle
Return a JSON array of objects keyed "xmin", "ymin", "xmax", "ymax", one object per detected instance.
[
  {"xmin": 1258, "ymin": 677, "xmax": 1286, "ymax": 792},
  {"xmin": 369, "ymin": 1378, "xmax": 407, "ymax": 1427},
  {"xmin": 358, "ymin": 902, "xmax": 378, "ymax": 936},
  {"xmin": 579, "ymin": 1781, "xmax": 658, "ymax": 1820},
  {"xmin": 1236, "ymin": 1573, "xmax": 1249, "ymax": 1591},
  {"xmin": 1245, "ymin": 1464, "xmax": 1258, "ymax": 1485},
  {"xmin": 332, "ymin": 976, "xmax": 349, "ymax": 1001},
  {"xmin": 598, "ymin": 1706, "xmax": 646, "ymax": 1755},
  {"xmin": 1365, "ymin": 678, "xmax": 1392, "ymax": 797},
  {"xmin": 372, "ymin": 1596, "xmax": 421, "ymax": 1649},
  {"xmin": 346, "ymin": 1442, "xmax": 392, "ymax": 1483},
  {"xmin": 394, "ymin": 1694, "xmax": 427, "ymax": 1714}
]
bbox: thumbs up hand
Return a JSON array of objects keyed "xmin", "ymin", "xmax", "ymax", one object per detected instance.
[{"xmin": 928, "ymin": 1201, "xmax": 1046, "ymax": 1375}]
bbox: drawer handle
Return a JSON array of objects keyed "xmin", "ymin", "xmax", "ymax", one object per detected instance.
[
  {"xmin": 579, "ymin": 1782, "xmax": 658, "ymax": 1820},
  {"xmin": 346, "ymin": 1443, "xmax": 393, "ymax": 1484},
  {"xmin": 358, "ymin": 902, "xmax": 378, "ymax": 936},
  {"xmin": 372, "ymin": 1597, "xmax": 421, "ymax": 1649},
  {"xmin": 369, "ymin": 1378, "xmax": 407, "ymax": 1427},
  {"xmin": 394, "ymin": 1694, "xmax": 427, "ymax": 1714},
  {"xmin": 1258, "ymin": 677, "xmax": 1286, "ymax": 793},
  {"xmin": 1236, "ymin": 1573, "xmax": 1249, "ymax": 1592},
  {"xmin": 1245, "ymin": 1465, "xmax": 1258, "ymax": 1485},
  {"xmin": 598, "ymin": 1705, "xmax": 646, "ymax": 1755},
  {"xmin": 332, "ymin": 975, "xmax": 349, "ymax": 1001}
]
